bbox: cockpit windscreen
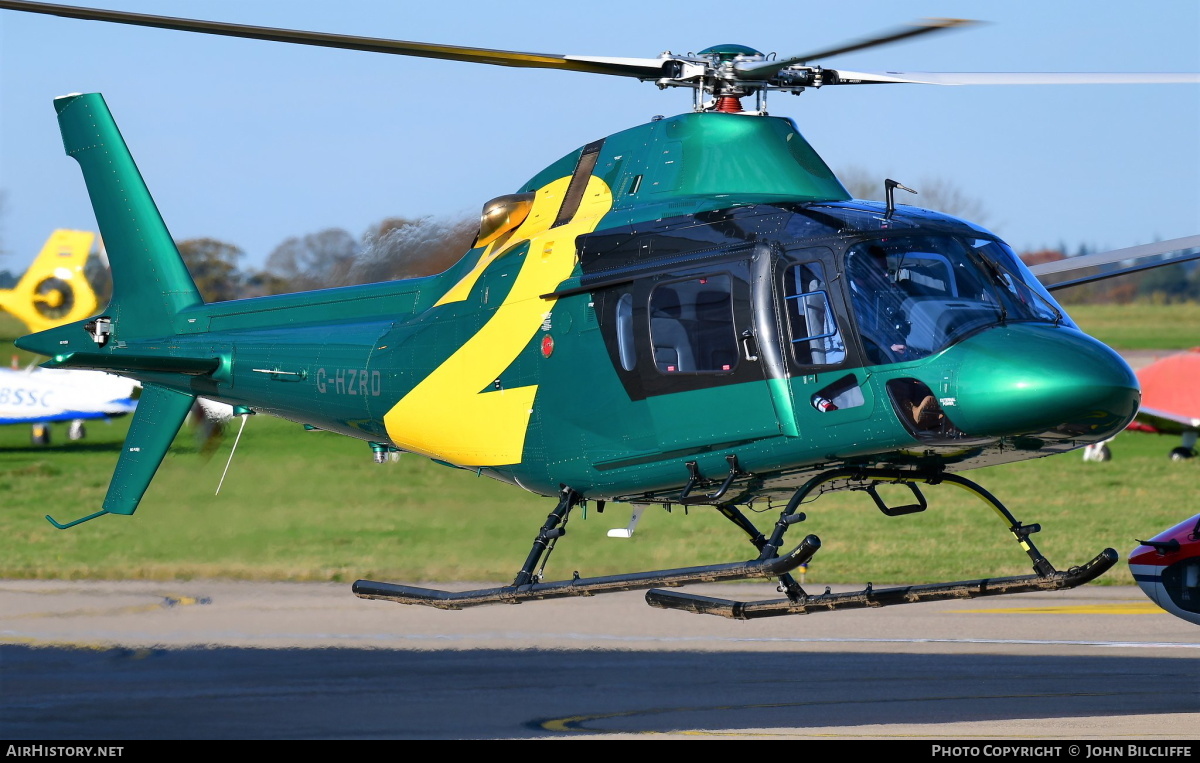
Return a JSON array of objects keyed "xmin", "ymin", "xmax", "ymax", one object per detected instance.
[{"xmin": 845, "ymin": 235, "xmax": 1072, "ymax": 364}]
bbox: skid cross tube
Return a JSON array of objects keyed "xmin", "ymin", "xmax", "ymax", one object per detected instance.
[
  {"xmin": 647, "ymin": 466, "xmax": 1118, "ymax": 618},
  {"xmin": 715, "ymin": 501, "xmax": 806, "ymax": 601}
]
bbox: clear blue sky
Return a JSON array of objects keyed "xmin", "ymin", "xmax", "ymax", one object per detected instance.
[{"xmin": 2, "ymin": 0, "xmax": 1198, "ymax": 272}]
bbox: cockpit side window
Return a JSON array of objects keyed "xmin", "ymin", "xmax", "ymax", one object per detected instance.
[
  {"xmin": 846, "ymin": 244, "xmax": 932, "ymax": 365},
  {"xmin": 783, "ymin": 261, "xmax": 846, "ymax": 367},
  {"xmin": 616, "ymin": 292, "xmax": 637, "ymax": 371},
  {"xmin": 649, "ymin": 274, "xmax": 738, "ymax": 374}
]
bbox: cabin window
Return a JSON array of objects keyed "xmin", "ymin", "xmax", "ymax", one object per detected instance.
[
  {"xmin": 616, "ymin": 292, "xmax": 637, "ymax": 371},
  {"xmin": 783, "ymin": 262, "xmax": 846, "ymax": 367},
  {"xmin": 649, "ymin": 274, "xmax": 738, "ymax": 374}
]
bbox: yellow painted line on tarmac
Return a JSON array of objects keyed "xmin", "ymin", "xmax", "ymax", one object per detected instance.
[
  {"xmin": 539, "ymin": 691, "xmax": 1125, "ymax": 735},
  {"xmin": 957, "ymin": 602, "xmax": 1164, "ymax": 615},
  {"xmin": 0, "ymin": 635, "xmax": 155, "ymax": 655},
  {"xmin": 6, "ymin": 594, "xmax": 211, "ymax": 620}
]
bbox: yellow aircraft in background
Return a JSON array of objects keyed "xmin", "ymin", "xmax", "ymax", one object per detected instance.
[
  {"xmin": 0, "ymin": 230, "xmax": 224, "ymax": 447},
  {"xmin": 0, "ymin": 229, "xmax": 99, "ymax": 334},
  {"xmin": 1, "ymin": 229, "xmax": 116, "ymax": 444}
]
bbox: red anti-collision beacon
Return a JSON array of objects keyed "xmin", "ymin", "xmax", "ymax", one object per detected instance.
[{"xmin": 1128, "ymin": 513, "xmax": 1200, "ymax": 626}]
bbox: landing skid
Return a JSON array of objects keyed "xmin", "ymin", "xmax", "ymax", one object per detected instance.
[
  {"xmin": 354, "ymin": 535, "xmax": 818, "ymax": 609},
  {"xmin": 354, "ymin": 485, "xmax": 817, "ymax": 609},
  {"xmin": 646, "ymin": 549, "xmax": 1116, "ymax": 619},
  {"xmin": 354, "ymin": 469, "xmax": 1117, "ymax": 616},
  {"xmin": 649, "ymin": 467, "xmax": 1117, "ymax": 618}
]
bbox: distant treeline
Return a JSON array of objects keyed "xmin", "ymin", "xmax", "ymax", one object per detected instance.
[
  {"xmin": 1020, "ymin": 245, "xmax": 1200, "ymax": 305},
  {"xmin": 75, "ymin": 214, "xmax": 478, "ymax": 304}
]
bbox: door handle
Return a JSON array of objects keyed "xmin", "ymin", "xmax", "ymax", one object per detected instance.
[{"xmin": 740, "ymin": 331, "xmax": 759, "ymax": 362}]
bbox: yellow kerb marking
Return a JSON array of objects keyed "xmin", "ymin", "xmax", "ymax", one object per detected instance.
[
  {"xmin": 958, "ymin": 603, "xmax": 1165, "ymax": 615},
  {"xmin": 384, "ymin": 175, "xmax": 612, "ymax": 465}
]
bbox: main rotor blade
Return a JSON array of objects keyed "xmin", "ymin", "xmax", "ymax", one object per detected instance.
[
  {"xmin": 827, "ymin": 70, "xmax": 1200, "ymax": 85},
  {"xmin": 1030, "ymin": 236, "xmax": 1200, "ymax": 277},
  {"xmin": 0, "ymin": 0, "xmax": 668, "ymax": 78},
  {"xmin": 1030, "ymin": 235, "xmax": 1200, "ymax": 292},
  {"xmin": 737, "ymin": 17, "xmax": 977, "ymax": 79}
]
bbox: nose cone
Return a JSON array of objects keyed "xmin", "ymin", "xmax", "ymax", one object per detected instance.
[
  {"xmin": 949, "ymin": 325, "xmax": 1139, "ymax": 440},
  {"xmin": 1128, "ymin": 514, "xmax": 1200, "ymax": 626}
]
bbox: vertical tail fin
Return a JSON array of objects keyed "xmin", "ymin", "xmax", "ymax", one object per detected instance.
[
  {"xmin": 53, "ymin": 92, "xmax": 202, "ymax": 335},
  {"xmin": 32, "ymin": 93, "xmax": 207, "ymax": 530},
  {"xmin": 0, "ymin": 229, "xmax": 99, "ymax": 333}
]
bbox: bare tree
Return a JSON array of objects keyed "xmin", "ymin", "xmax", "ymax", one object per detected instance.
[
  {"xmin": 837, "ymin": 165, "xmax": 885, "ymax": 202},
  {"xmin": 0, "ymin": 191, "xmax": 7, "ymax": 260},
  {"xmin": 351, "ymin": 215, "xmax": 477, "ymax": 284},
  {"xmin": 265, "ymin": 227, "xmax": 359, "ymax": 292},
  {"xmin": 835, "ymin": 165, "xmax": 990, "ymax": 227},
  {"xmin": 177, "ymin": 238, "xmax": 245, "ymax": 302},
  {"xmin": 260, "ymin": 213, "xmax": 478, "ymax": 294}
]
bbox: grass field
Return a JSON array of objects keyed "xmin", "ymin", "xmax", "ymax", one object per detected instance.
[
  {"xmin": 1, "ymin": 303, "xmax": 1196, "ymax": 587},
  {"xmin": 1065, "ymin": 301, "xmax": 1200, "ymax": 350}
]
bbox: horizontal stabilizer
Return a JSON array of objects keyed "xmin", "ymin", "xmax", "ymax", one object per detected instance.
[
  {"xmin": 43, "ymin": 351, "xmax": 221, "ymax": 376},
  {"xmin": 102, "ymin": 383, "xmax": 196, "ymax": 515},
  {"xmin": 45, "ymin": 383, "xmax": 195, "ymax": 529}
]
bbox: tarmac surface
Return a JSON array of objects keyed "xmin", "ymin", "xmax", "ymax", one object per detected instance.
[{"xmin": 2, "ymin": 578, "xmax": 1198, "ymax": 740}]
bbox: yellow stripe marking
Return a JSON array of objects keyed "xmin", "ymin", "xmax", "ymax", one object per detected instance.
[{"xmin": 384, "ymin": 175, "xmax": 613, "ymax": 466}]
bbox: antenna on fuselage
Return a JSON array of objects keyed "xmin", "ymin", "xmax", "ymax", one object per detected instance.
[
  {"xmin": 216, "ymin": 406, "xmax": 254, "ymax": 495},
  {"xmin": 885, "ymin": 178, "xmax": 917, "ymax": 218}
]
